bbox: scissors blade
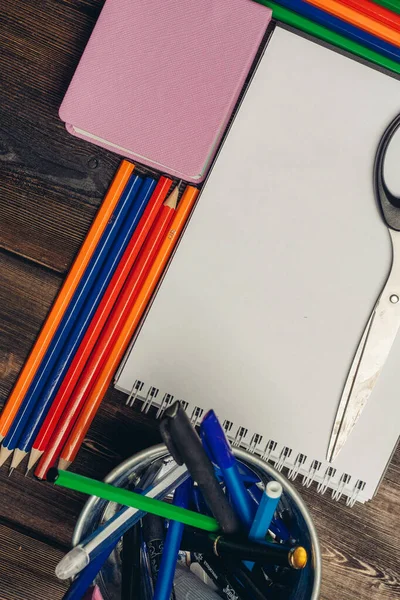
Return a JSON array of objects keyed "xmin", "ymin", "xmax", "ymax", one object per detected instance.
[{"xmin": 328, "ymin": 232, "xmax": 400, "ymax": 462}]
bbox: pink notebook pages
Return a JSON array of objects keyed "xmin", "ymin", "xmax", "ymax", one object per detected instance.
[{"xmin": 59, "ymin": 0, "xmax": 271, "ymax": 182}]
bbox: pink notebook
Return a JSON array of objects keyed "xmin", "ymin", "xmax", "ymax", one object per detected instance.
[{"xmin": 59, "ymin": 0, "xmax": 271, "ymax": 182}]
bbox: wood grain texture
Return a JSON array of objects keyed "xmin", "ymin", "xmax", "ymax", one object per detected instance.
[
  {"xmin": 1, "ymin": 1, "xmax": 400, "ymax": 599},
  {"xmin": 0, "ymin": 522, "xmax": 68, "ymax": 600}
]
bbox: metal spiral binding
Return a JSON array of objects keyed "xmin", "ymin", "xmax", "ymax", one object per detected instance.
[
  {"xmin": 223, "ymin": 420, "xmax": 233, "ymax": 436},
  {"xmin": 190, "ymin": 406, "xmax": 204, "ymax": 425},
  {"xmin": 316, "ymin": 466, "xmax": 336, "ymax": 495},
  {"xmin": 288, "ymin": 453, "xmax": 307, "ymax": 481},
  {"xmin": 331, "ymin": 473, "xmax": 351, "ymax": 501},
  {"xmin": 346, "ymin": 480, "xmax": 366, "ymax": 507},
  {"xmin": 124, "ymin": 382, "xmax": 366, "ymax": 505},
  {"xmin": 141, "ymin": 386, "xmax": 159, "ymax": 413},
  {"xmin": 126, "ymin": 380, "xmax": 144, "ymax": 407},
  {"xmin": 248, "ymin": 433, "xmax": 263, "ymax": 454},
  {"xmin": 155, "ymin": 393, "xmax": 174, "ymax": 419},
  {"xmin": 261, "ymin": 440, "xmax": 277, "ymax": 462},
  {"xmin": 275, "ymin": 446, "xmax": 292, "ymax": 472},
  {"xmin": 232, "ymin": 426, "xmax": 248, "ymax": 448},
  {"xmin": 302, "ymin": 460, "xmax": 322, "ymax": 488},
  {"xmin": 179, "ymin": 400, "xmax": 189, "ymax": 412}
]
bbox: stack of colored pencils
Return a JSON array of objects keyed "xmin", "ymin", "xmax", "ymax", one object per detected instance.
[
  {"xmin": 254, "ymin": 0, "xmax": 400, "ymax": 75},
  {"xmin": 0, "ymin": 160, "xmax": 198, "ymax": 478}
]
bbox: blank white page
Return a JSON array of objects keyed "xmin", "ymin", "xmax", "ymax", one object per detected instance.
[{"xmin": 116, "ymin": 27, "xmax": 400, "ymax": 503}]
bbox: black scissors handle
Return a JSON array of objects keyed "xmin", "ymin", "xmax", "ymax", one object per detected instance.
[{"xmin": 374, "ymin": 113, "xmax": 400, "ymax": 231}]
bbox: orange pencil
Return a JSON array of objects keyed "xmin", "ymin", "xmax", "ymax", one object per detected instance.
[
  {"xmin": 0, "ymin": 160, "xmax": 134, "ymax": 441},
  {"xmin": 34, "ymin": 185, "xmax": 179, "ymax": 480},
  {"xmin": 54, "ymin": 185, "xmax": 198, "ymax": 472},
  {"xmin": 304, "ymin": 0, "xmax": 400, "ymax": 46},
  {"xmin": 26, "ymin": 177, "xmax": 172, "ymax": 474}
]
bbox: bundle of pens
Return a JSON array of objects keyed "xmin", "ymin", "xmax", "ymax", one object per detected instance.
[
  {"xmin": 0, "ymin": 161, "xmax": 198, "ymax": 477},
  {"xmin": 49, "ymin": 402, "xmax": 315, "ymax": 600}
]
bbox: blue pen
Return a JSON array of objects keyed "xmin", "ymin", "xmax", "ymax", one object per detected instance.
[
  {"xmin": 55, "ymin": 464, "xmax": 188, "ymax": 580},
  {"xmin": 247, "ymin": 484, "xmax": 291, "ymax": 542},
  {"xmin": 270, "ymin": 0, "xmax": 400, "ymax": 63},
  {"xmin": 153, "ymin": 478, "xmax": 192, "ymax": 600},
  {"xmin": 245, "ymin": 480, "xmax": 283, "ymax": 571},
  {"xmin": 2, "ymin": 176, "xmax": 156, "ymax": 470},
  {"xmin": 61, "ymin": 546, "xmax": 111, "ymax": 600},
  {"xmin": 141, "ymin": 538, "xmax": 154, "ymax": 600},
  {"xmin": 200, "ymin": 410, "xmax": 256, "ymax": 529},
  {"xmin": 249, "ymin": 480, "xmax": 283, "ymax": 542}
]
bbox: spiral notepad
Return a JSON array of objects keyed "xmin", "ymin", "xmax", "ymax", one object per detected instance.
[{"xmin": 115, "ymin": 27, "xmax": 400, "ymax": 506}]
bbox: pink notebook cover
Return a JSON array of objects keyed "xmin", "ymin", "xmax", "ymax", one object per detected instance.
[{"xmin": 59, "ymin": 0, "xmax": 271, "ymax": 182}]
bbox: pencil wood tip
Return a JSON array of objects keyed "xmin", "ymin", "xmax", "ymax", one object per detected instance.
[
  {"xmin": 0, "ymin": 446, "xmax": 13, "ymax": 468},
  {"xmin": 27, "ymin": 448, "xmax": 43, "ymax": 473},
  {"xmin": 58, "ymin": 458, "xmax": 71, "ymax": 471},
  {"xmin": 164, "ymin": 186, "xmax": 179, "ymax": 209},
  {"xmin": 10, "ymin": 448, "xmax": 27, "ymax": 471}
]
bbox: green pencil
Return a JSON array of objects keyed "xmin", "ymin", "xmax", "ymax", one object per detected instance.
[
  {"xmin": 255, "ymin": 0, "xmax": 400, "ymax": 75},
  {"xmin": 47, "ymin": 468, "xmax": 219, "ymax": 532}
]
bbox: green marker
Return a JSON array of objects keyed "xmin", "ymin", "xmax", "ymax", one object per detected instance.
[
  {"xmin": 255, "ymin": 0, "xmax": 400, "ymax": 75},
  {"xmin": 47, "ymin": 468, "xmax": 219, "ymax": 532}
]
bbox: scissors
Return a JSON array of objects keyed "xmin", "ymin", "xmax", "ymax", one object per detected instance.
[{"xmin": 327, "ymin": 113, "xmax": 400, "ymax": 463}]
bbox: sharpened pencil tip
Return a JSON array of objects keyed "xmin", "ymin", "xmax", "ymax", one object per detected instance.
[{"xmin": 8, "ymin": 467, "xmax": 14, "ymax": 477}]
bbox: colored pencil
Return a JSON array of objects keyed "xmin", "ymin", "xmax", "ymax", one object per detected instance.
[
  {"xmin": 304, "ymin": 0, "xmax": 400, "ymax": 46},
  {"xmin": 0, "ymin": 175, "xmax": 155, "ymax": 471},
  {"xmin": 9, "ymin": 177, "xmax": 156, "ymax": 471},
  {"xmin": 55, "ymin": 185, "xmax": 198, "ymax": 472},
  {"xmin": 263, "ymin": 0, "xmax": 400, "ymax": 62},
  {"xmin": 338, "ymin": 0, "xmax": 400, "ymax": 30},
  {"xmin": 27, "ymin": 177, "xmax": 173, "ymax": 473},
  {"xmin": 374, "ymin": 0, "xmax": 400, "ymax": 16},
  {"xmin": 0, "ymin": 160, "xmax": 134, "ymax": 442},
  {"xmin": 34, "ymin": 186, "xmax": 180, "ymax": 479},
  {"xmin": 255, "ymin": 0, "xmax": 400, "ymax": 74}
]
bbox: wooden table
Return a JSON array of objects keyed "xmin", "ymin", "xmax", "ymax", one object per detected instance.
[{"xmin": 1, "ymin": 1, "xmax": 399, "ymax": 599}]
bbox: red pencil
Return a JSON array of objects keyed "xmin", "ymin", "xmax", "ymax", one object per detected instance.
[
  {"xmin": 34, "ymin": 187, "xmax": 179, "ymax": 480},
  {"xmin": 26, "ymin": 177, "xmax": 172, "ymax": 473},
  {"xmin": 338, "ymin": 0, "xmax": 400, "ymax": 31}
]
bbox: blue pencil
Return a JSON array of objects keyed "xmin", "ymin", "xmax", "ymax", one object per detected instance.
[
  {"xmin": 153, "ymin": 479, "xmax": 192, "ymax": 600},
  {"xmin": 8, "ymin": 175, "xmax": 156, "ymax": 467},
  {"xmin": 273, "ymin": 0, "xmax": 400, "ymax": 63},
  {"xmin": 0, "ymin": 175, "xmax": 156, "ymax": 470}
]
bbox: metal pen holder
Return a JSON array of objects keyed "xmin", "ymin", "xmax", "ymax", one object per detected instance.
[{"xmin": 73, "ymin": 444, "xmax": 322, "ymax": 600}]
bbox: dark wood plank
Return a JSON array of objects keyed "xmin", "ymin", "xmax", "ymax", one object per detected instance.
[
  {"xmin": 0, "ymin": 521, "xmax": 68, "ymax": 600},
  {"xmin": 0, "ymin": 0, "xmax": 122, "ymax": 273}
]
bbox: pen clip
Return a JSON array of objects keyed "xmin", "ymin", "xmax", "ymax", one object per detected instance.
[{"xmin": 159, "ymin": 417, "xmax": 184, "ymax": 465}]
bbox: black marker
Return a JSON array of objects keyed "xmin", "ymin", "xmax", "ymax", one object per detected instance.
[
  {"xmin": 121, "ymin": 523, "xmax": 141, "ymax": 600},
  {"xmin": 193, "ymin": 552, "xmax": 249, "ymax": 600},
  {"xmin": 143, "ymin": 514, "xmax": 165, "ymax": 585},
  {"xmin": 181, "ymin": 528, "xmax": 308, "ymax": 569},
  {"xmin": 160, "ymin": 401, "xmax": 241, "ymax": 534}
]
